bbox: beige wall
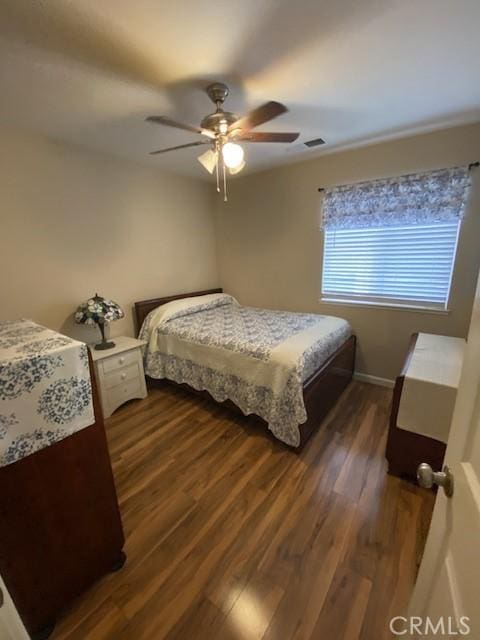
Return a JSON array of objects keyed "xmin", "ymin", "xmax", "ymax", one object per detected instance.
[
  {"xmin": 2, "ymin": 123, "xmax": 479, "ymax": 378},
  {"xmin": 0, "ymin": 127, "xmax": 218, "ymax": 342},
  {"xmin": 215, "ymin": 123, "xmax": 480, "ymax": 380}
]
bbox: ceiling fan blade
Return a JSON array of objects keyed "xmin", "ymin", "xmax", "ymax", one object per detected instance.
[
  {"xmin": 146, "ymin": 116, "xmax": 215, "ymax": 139},
  {"xmin": 228, "ymin": 101, "xmax": 287, "ymax": 133},
  {"xmin": 150, "ymin": 141, "xmax": 210, "ymax": 155},
  {"xmin": 235, "ymin": 131, "xmax": 300, "ymax": 143}
]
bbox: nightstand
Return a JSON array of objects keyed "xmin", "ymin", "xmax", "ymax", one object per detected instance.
[{"xmin": 89, "ymin": 336, "xmax": 147, "ymax": 418}]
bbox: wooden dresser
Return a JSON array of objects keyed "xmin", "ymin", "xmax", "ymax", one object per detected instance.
[
  {"xmin": 386, "ymin": 332, "xmax": 465, "ymax": 480},
  {"xmin": 0, "ymin": 347, "xmax": 124, "ymax": 639}
]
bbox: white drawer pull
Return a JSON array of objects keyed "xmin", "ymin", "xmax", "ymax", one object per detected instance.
[
  {"xmin": 119, "ymin": 357, "xmax": 125, "ymax": 364},
  {"xmin": 121, "ymin": 373, "xmax": 127, "ymax": 380}
]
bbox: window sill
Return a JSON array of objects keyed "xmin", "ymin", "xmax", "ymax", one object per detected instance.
[{"xmin": 319, "ymin": 297, "xmax": 450, "ymax": 315}]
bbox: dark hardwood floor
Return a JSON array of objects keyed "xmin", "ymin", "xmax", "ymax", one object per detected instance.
[{"xmin": 51, "ymin": 381, "xmax": 435, "ymax": 640}]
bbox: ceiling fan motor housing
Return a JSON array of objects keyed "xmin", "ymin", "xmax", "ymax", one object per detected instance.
[
  {"xmin": 201, "ymin": 110, "xmax": 237, "ymax": 133},
  {"xmin": 202, "ymin": 83, "xmax": 237, "ymax": 134}
]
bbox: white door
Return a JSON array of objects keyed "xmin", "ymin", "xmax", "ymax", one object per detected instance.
[
  {"xmin": 0, "ymin": 574, "xmax": 29, "ymax": 640},
  {"xmin": 407, "ymin": 271, "xmax": 480, "ymax": 638}
]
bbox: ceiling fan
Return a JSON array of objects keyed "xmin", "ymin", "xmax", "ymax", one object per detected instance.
[{"xmin": 146, "ymin": 82, "xmax": 300, "ymax": 201}]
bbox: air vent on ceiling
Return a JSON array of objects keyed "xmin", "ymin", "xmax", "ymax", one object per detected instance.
[{"xmin": 304, "ymin": 137, "xmax": 326, "ymax": 148}]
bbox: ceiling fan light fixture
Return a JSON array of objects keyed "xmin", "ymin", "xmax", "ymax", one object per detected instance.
[
  {"xmin": 228, "ymin": 160, "xmax": 246, "ymax": 176},
  {"xmin": 222, "ymin": 142, "xmax": 244, "ymax": 169},
  {"xmin": 197, "ymin": 148, "xmax": 218, "ymax": 174}
]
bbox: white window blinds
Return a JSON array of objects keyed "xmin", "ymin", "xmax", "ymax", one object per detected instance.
[{"xmin": 322, "ymin": 222, "xmax": 460, "ymax": 310}]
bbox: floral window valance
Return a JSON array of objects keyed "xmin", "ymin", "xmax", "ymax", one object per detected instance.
[{"xmin": 321, "ymin": 166, "xmax": 471, "ymax": 230}]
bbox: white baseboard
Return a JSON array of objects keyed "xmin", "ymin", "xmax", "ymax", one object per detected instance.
[{"xmin": 353, "ymin": 372, "xmax": 395, "ymax": 388}]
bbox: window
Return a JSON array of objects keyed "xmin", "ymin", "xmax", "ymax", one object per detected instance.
[
  {"xmin": 320, "ymin": 166, "xmax": 470, "ymax": 312},
  {"xmin": 322, "ymin": 222, "xmax": 460, "ymax": 311}
]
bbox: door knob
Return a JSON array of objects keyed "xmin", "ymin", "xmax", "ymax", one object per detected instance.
[{"xmin": 417, "ymin": 463, "xmax": 454, "ymax": 497}]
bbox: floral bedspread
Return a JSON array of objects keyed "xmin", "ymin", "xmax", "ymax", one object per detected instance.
[
  {"xmin": 0, "ymin": 320, "xmax": 94, "ymax": 467},
  {"xmin": 140, "ymin": 300, "xmax": 351, "ymax": 447}
]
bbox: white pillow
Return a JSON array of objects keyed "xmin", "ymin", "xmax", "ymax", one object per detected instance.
[{"xmin": 146, "ymin": 293, "xmax": 238, "ymax": 329}]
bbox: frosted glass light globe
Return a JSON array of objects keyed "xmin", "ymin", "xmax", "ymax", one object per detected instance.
[{"xmin": 222, "ymin": 142, "xmax": 244, "ymax": 169}]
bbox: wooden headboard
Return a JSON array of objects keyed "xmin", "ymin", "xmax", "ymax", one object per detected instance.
[{"xmin": 134, "ymin": 288, "xmax": 223, "ymax": 334}]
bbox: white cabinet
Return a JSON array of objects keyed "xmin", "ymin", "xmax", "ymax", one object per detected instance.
[
  {"xmin": 386, "ymin": 332, "xmax": 465, "ymax": 479},
  {"xmin": 397, "ymin": 332, "xmax": 465, "ymax": 442},
  {"xmin": 89, "ymin": 337, "xmax": 147, "ymax": 418}
]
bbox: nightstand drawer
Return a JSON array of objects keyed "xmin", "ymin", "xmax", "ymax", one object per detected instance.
[
  {"xmin": 90, "ymin": 336, "xmax": 147, "ymax": 418},
  {"xmin": 102, "ymin": 349, "xmax": 139, "ymax": 373},
  {"xmin": 108, "ymin": 378, "xmax": 143, "ymax": 408},
  {"xmin": 104, "ymin": 363, "xmax": 140, "ymax": 390}
]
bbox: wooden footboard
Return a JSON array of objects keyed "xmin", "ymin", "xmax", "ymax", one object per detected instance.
[{"xmin": 299, "ymin": 334, "xmax": 356, "ymax": 446}]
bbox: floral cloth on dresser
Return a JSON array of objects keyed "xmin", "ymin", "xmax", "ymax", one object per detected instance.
[
  {"xmin": 140, "ymin": 298, "xmax": 351, "ymax": 447},
  {"xmin": 0, "ymin": 320, "xmax": 94, "ymax": 467}
]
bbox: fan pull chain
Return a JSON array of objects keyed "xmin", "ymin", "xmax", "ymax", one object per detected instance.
[
  {"xmin": 223, "ymin": 161, "xmax": 227, "ymax": 202},
  {"xmin": 215, "ymin": 155, "xmax": 220, "ymax": 193}
]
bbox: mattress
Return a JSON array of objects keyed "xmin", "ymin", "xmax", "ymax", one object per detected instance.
[{"xmin": 139, "ymin": 294, "xmax": 351, "ymax": 446}]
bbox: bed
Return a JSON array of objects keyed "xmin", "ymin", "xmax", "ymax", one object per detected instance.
[{"xmin": 135, "ymin": 289, "xmax": 355, "ymax": 447}]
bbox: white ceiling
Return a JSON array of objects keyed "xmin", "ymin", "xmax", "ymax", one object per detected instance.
[{"xmin": 1, "ymin": 0, "xmax": 480, "ymax": 179}]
